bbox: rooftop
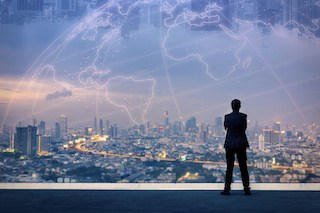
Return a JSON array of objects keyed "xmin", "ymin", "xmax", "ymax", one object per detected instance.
[{"xmin": 1, "ymin": 183, "xmax": 320, "ymax": 213}]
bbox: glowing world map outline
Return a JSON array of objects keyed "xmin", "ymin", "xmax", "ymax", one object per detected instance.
[{"xmin": 1, "ymin": 0, "xmax": 320, "ymax": 127}]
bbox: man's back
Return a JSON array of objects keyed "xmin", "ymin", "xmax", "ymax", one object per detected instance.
[{"xmin": 224, "ymin": 112, "xmax": 249, "ymax": 149}]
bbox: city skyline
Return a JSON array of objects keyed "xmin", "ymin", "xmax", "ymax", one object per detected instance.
[{"xmin": 1, "ymin": 0, "xmax": 320, "ymax": 128}]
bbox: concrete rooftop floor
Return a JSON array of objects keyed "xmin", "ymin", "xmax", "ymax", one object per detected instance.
[{"xmin": 1, "ymin": 189, "xmax": 320, "ymax": 213}]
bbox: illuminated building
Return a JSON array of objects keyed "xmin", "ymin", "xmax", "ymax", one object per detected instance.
[
  {"xmin": 258, "ymin": 134, "xmax": 265, "ymax": 151},
  {"xmin": 15, "ymin": 126, "xmax": 37, "ymax": 157},
  {"xmin": 85, "ymin": 127, "xmax": 93, "ymax": 136},
  {"xmin": 37, "ymin": 135, "xmax": 51, "ymax": 154}
]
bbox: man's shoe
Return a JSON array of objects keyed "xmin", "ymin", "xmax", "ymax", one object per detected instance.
[
  {"xmin": 244, "ymin": 188, "xmax": 251, "ymax": 196},
  {"xmin": 220, "ymin": 190, "xmax": 230, "ymax": 196}
]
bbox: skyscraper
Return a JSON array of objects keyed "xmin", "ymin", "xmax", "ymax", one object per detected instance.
[
  {"xmin": 110, "ymin": 124, "xmax": 118, "ymax": 138},
  {"xmin": 15, "ymin": 125, "xmax": 37, "ymax": 157},
  {"xmin": 55, "ymin": 122, "xmax": 60, "ymax": 139},
  {"xmin": 272, "ymin": 122, "xmax": 281, "ymax": 143},
  {"xmin": 59, "ymin": 114, "xmax": 68, "ymax": 137},
  {"xmin": 258, "ymin": 134, "xmax": 264, "ymax": 151},
  {"xmin": 94, "ymin": 117, "xmax": 98, "ymax": 131},
  {"xmin": 99, "ymin": 118, "xmax": 104, "ymax": 136},
  {"xmin": 263, "ymin": 129, "xmax": 273, "ymax": 143},
  {"xmin": 85, "ymin": 127, "xmax": 93, "ymax": 136},
  {"xmin": 163, "ymin": 110, "xmax": 170, "ymax": 136},
  {"xmin": 37, "ymin": 120, "xmax": 45, "ymax": 135},
  {"xmin": 214, "ymin": 116, "xmax": 223, "ymax": 137},
  {"xmin": 186, "ymin": 117, "xmax": 197, "ymax": 133},
  {"xmin": 37, "ymin": 135, "xmax": 51, "ymax": 154}
]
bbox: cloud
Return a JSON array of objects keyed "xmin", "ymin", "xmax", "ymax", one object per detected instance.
[{"xmin": 45, "ymin": 88, "xmax": 72, "ymax": 100}]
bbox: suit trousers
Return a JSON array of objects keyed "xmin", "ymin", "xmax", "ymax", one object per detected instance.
[{"xmin": 224, "ymin": 147, "xmax": 250, "ymax": 190}]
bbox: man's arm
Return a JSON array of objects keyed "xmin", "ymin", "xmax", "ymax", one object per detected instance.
[
  {"xmin": 224, "ymin": 115, "xmax": 228, "ymax": 130},
  {"xmin": 243, "ymin": 114, "xmax": 247, "ymax": 131}
]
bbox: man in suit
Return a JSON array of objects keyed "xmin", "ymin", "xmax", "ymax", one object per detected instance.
[{"xmin": 221, "ymin": 99, "xmax": 251, "ymax": 196}]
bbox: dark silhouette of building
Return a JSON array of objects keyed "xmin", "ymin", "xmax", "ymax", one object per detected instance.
[
  {"xmin": 185, "ymin": 117, "xmax": 197, "ymax": 133},
  {"xmin": 15, "ymin": 125, "xmax": 37, "ymax": 157},
  {"xmin": 110, "ymin": 124, "xmax": 118, "ymax": 138},
  {"xmin": 99, "ymin": 118, "xmax": 104, "ymax": 136},
  {"xmin": 55, "ymin": 122, "xmax": 60, "ymax": 139}
]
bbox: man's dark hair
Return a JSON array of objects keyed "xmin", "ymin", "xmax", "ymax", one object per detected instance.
[{"xmin": 231, "ymin": 99, "xmax": 241, "ymax": 111}]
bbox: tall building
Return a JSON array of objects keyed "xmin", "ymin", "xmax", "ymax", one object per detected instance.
[
  {"xmin": 15, "ymin": 126, "xmax": 37, "ymax": 157},
  {"xmin": 37, "ymin": 120, "xmax": 45, "ymax": 135},
  {"xmin": 99, "ymin": 118, "xmax": 104, "ymax": 136},
  {"xmin": 59, "ymin": 114, "xmax": 68, "ymax": 137},
  {"xmin": 9, "ymin": 132, "xmax": 15, "ymax": 150},
  {"xmin": 173, "ymin": 121, "xmax": 183, "ymax": 136},
  {"xmin": 37, "ymin": 135, "xmax": 51, "ymax": 154},
  {"xmin": 106, "ymin": 120, "xmax": 111, "ymax": 135},
  {"xmin": 258, "ymin": 134, "xmax": 264, "ymax": 151},
  {"xmin": 272, "ymin": 122, "xmax": 281, "ymax": 143},
  {"xmin": 186, "ymin": 117, "xmax": 197, "ymax": 133},
  {"xmin": 214, "ymin": 116, "xmax": 223, "ymax": 137},
  {"xmin": 55, "ymin": 122, "xmax": 60, "ymax": 139},
  {"xmin": 85, "ymin": 127, "xmax": 93, "ymax": 136},
  {"xmin": 110, "ymin": 124, "xmax": 118, "ymax": 138},
  {"xmin": 200, "ymin": 122, "xmax": 208, "ymax": 143},
  {"xmin": 163, "ymin": 111, "xmax": 170, "ymax": 136},
  {"xmin": 262, "ymin": 129, "xmax": 273, "ymax": 143},
  {"xmin": 94, "ymin": 117, "xmax": 98, "ymax": 131}
]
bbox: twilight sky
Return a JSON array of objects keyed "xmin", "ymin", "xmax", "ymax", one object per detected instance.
[{"xmin": 1, "ymin": 0, "xmax": 320, "ymax": 128}]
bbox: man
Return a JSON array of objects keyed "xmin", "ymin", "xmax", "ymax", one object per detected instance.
[{"xmin": 221, "ymin": 99, "xmax": 251, "ymax": 196}]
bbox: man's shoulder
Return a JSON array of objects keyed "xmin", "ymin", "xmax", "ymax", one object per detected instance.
[
  {"xmin": 239, "ymin": 112, "xmax": 247, "ymax": 117},
  {"xmin": 225, "ymin": 112, "xmax": 247, "ymax": 117}
]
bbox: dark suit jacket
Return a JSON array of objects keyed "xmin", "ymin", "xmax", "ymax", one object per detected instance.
[{"xmin": 224, "ymin": 112, "xmax": 249, "ymax": 149}]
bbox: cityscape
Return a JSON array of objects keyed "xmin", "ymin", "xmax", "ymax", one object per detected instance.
[
  {"xmin": 0, "ymin": 113, "xmax": 320, "ymax": 183},
  {"xmin": 0, "ymin": 1, "xmax": 320, "ymax": 184}
]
